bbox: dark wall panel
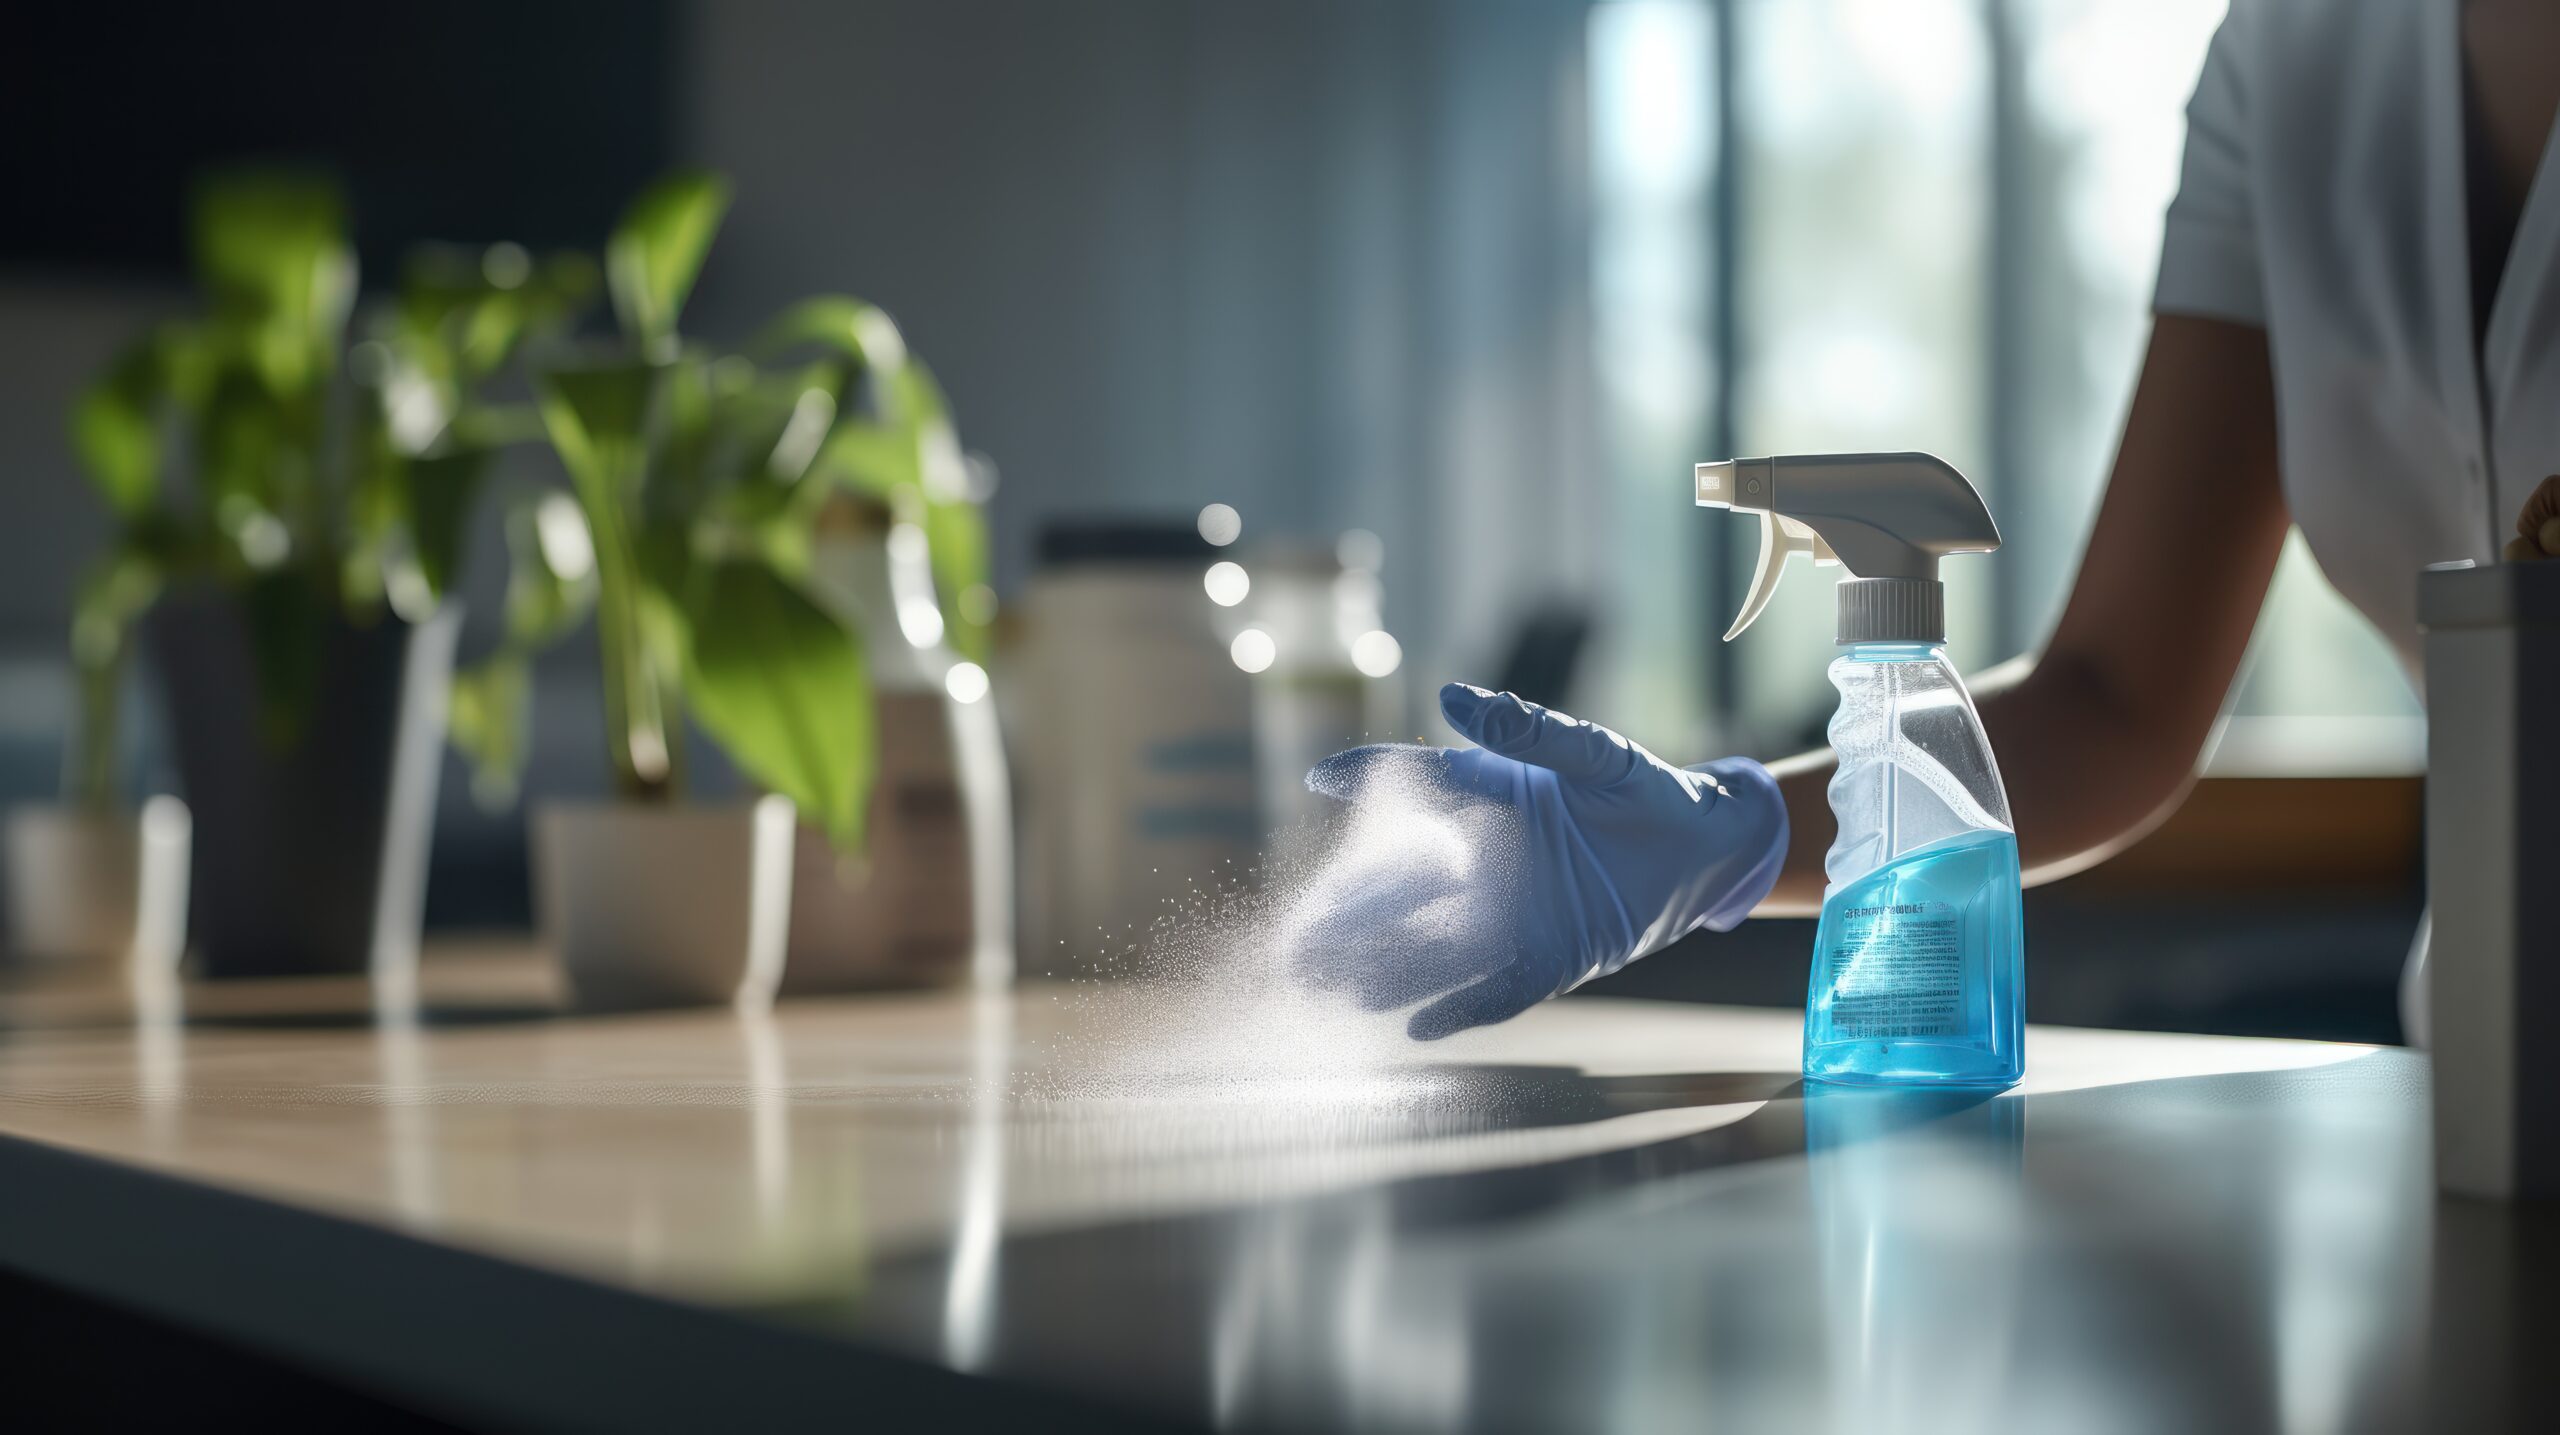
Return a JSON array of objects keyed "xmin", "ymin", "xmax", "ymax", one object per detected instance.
[{"xmin": 6, "ymin": 1, "xmax": 679, "ymax": 278}]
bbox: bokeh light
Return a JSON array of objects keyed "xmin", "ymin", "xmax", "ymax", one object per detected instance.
[
  {"xmin": 1350, "ymin": 629, "xmax": 1403, "ymax": 678},
  {"xmin": 1204, "ymin": 560, "xmax": 1251, "ymax": 607},
  {"xmin": 944, "ymin": 660, "xmax": 990, "ymax": 704},
  {"xmin": 1197, "ymin": 503, "xmax": 1243, "ymax": 547}
]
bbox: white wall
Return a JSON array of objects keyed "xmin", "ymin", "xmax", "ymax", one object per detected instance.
[{"xmin": 683, "ymin": 0, "xmax": 1601, "ymax": 720}]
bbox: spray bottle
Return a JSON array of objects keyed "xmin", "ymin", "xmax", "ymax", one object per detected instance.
[{"xmin": 1696, "ymin": 452, "xmax": 2023, "ymax": 1086}]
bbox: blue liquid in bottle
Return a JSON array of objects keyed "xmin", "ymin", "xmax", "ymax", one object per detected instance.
[
  {"xmin": 1805, "ymin": 828, "xmax": 2023, "ymax": 1085},
  {"xmin": 1804, "ymin": 642, "xmax": 2025, "ymax": 1087}
]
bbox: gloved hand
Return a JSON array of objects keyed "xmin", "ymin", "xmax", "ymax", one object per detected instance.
[{"xmin": 1290, "ymin": 682, "xmax": 1788, "ymax": 1039}]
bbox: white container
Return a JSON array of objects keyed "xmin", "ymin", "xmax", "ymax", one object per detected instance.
[
  {"xmin": 533, "ymin": 797, "xmax": 797, "ymax": 1011},
  {"xmin": 2421, "ymin": 558, "xmax": 2560, "ymax": 1199},
  {"xmin": 1229, "ymin": 541, "xmax": 1405, "ymax": 834},
  {"xmin": 2, "ymin": 796, "xmax": 190, "ymax": 974},
  {"xmin": 1013, "ymin": 523, "xmax": 1258, "ymax": 971}
]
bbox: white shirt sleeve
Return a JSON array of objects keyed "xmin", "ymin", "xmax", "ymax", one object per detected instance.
[{"xmin": 2153, "ymin": 3, "xmax": 2267, "ymax": 326}]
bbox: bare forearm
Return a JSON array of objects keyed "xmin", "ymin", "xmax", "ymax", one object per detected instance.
[
  {"xmin": 1754, "ymin": 660, "xmax": 2042, "ymax": 916},
  {"xmin": 1754, "ymin": 654, "xmax": 2206, "ymax": 915},
  {"xmin": 1747, "ymin": 314, "xmax": 2287, "ymax": 917}
]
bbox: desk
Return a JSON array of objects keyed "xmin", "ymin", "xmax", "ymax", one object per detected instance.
[{"xmin": 0, "ymin": 949, "xmax": 2536, "ymax": 1430}]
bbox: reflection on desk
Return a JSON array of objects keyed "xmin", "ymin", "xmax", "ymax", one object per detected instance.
[{"xmin": 0, "ymin": 946, "xmax": 2508, "ymax": 1431}]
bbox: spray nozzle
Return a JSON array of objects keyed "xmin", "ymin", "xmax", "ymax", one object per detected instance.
[{"xmin": 1694, "ymin": 451, "xmax": 2000, "ymax": 643}]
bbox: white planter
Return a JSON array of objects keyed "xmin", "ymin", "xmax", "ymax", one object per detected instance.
[
  {"xmin": 534, "ymin": 797, "xmax": 797, "ymax": 1011},
  {"xmin": 3, "ymin": 797, "xmax": 190, "ymax": 973}
]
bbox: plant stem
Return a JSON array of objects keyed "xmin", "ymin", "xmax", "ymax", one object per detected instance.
[
  {"xmin": 69, "ymin": 641, "xmax": 122, "ymax": 812},
  {"xmin": 588, "ymin": 507, "xmax": 672, "ymax": 802}
]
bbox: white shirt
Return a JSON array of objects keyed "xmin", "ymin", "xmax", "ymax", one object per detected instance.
[{"xmin": 2154, "ymin": 0, "xmax": 2560, "ymax": 678}]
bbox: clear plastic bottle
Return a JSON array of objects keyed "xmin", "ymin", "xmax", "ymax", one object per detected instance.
[
  {"xmin": 1804, "ymin": 641, "xmax": 2024, "ymax": 1086},
  {"xmin": 1694, "ymin": 451, "xmax": 2022, "ymax": 1085}
]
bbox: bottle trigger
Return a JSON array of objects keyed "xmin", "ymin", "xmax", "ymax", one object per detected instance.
[{"xmin": 1725, "ymin": 512, "xmax": 1827, "ymax": 641}]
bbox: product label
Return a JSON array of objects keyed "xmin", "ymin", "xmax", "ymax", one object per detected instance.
[{"xmin": 1821, "ymin": 901, "xmax": 1963, "ymax": 1039}]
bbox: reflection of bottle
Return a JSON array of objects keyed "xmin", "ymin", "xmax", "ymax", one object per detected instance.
[
  {"xmin": 788, "ymin": 495, "xmax": 1001, "ymax": 991},
  {"xmin": 1696, "ymin": 452, "xmax": 2023, "ymax": 1086},
  {"xmin": 1804, "ymin": 1085, "xmax": 2024, "ymax": 1431}
]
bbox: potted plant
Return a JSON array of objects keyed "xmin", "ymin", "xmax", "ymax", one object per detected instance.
[
  {"xmin": 3, "ymin": 344, "xmax": 191, "ymax": 973},
  {"xmin": 521, "ymin": 171, "xmax": 877, "ymax": 1010},
  {"xmin": 63, "ymin": 171, "xmax": 588, "ymax": 979},
  {"xmin": 457, "ymin": 169, "xmax": 1003, "ymax": 1007}
]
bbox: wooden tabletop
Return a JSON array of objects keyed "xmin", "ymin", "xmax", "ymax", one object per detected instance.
[{"xmin": 0, "ymin": 945, "xmax": 2533, "ymax": 1431}]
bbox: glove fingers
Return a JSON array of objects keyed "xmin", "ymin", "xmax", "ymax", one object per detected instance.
[
  {"xmin": 1305, "ymin": 741, "xmax": 1518, "ymax": 806},
  {"xmin": 1683, "ymin": 755, "xmax": 1791, "ymax": 930},
  {"xmin": 1440, "ymin": 683, "xmax": 1639, "ymax": 787},
  {"xmin": 1406, "ymin": 958, "xmax": 1564, "ymax": 1041}
]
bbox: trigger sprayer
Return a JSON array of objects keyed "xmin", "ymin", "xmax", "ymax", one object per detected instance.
[
  {"xmin": 1694, "ymin": 451, "xmax": 2025, "ymax": 1089},
  {"xmin": 1694, "ymin": 451, "xmax": 2001, "ymax": 644}
]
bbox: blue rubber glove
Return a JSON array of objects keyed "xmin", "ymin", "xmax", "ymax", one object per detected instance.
[{"xmin": 1293, "ymin": 683, "xmax": 1787, "ymax": 1039}]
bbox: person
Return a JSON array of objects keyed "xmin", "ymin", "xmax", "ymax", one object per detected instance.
[{"xmin": 1299, "ymin": 0, "xmax": 2560, "ymax": 1041}]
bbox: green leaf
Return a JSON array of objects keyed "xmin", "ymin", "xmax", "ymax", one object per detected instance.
[
  {"xmin": 407, "ymin": 447, "xmax": 494, "ymax": 598},
  {"xmin": 891, "ymin": 356, "xmax": 951, "ymax": 431},
  {"xmin": 607, "ymin": 169, "xmax": 731, "ymax": 351},
  {"xmin": 71, "ymin": 338, "xmax": 167, "ymax": 516},
  {"xmin": 534, "ymin": 250, "xmax": 603, "ymax": 317},
  {"xmin": 923, "ymin": 495, "xmax": 994, "ymax": 663},
  {"xmin": 654, "ymin": 353, "xmax": 718, "ymax": 514},
  {"xmin": 683, "ymin": 560, "xmax": 872, "ymax": 850},
  {"xmin": 810, "ymin": 419, "xmax": 922, "ymax": 499},
  {"xmin": 392, "ymin": 244, "xmax": 488, "ymax": 375},
  {"xmin": 536, "ymin": 359, "xmax": 661, "ymax": 503},
  {"xmin": 446, "ymin": 403, "xmax": 548, "ymax": 450},
  {"xmin": 449, "ymin": 655, "xmax": 533, "ymax": 807},
  {"xmin": 342, "ymin": 403, "xmax": 403, "ymax": 608},
  {"xmin": 446, "ymin": 497, "xmax": 600, "ymax": 806},
  {"xmin": 153, "ymin": 323, "xmax": 221, "ymax": 413},
  {"xmin": 191, "ymin": 170, "xmax": 356, "ymax": 399},
  {"xmin": 690, "ymin": 362, "xmax": 842, "ymax": 501},
  {"xmin": 397, "ymin": 244, "xmax": 600, "ymax": 389},
  {"xmin": 503, "ymin": 496, "xmax": 601, "ymax": 646},
  {"xmin": 747, "ymin": 296, "xmax": 908, "ymax": 375},
  {"xmin": 885, "ymin": 362, "xmax": 993, "ymax": 660},
  {"xmin": 193, "ymin": 171, "xmax": 348, "ymax": 310},
  {"xmin": 196, "ymin": 365, "xmax": 293, "ymax": 534},
  {"xmin": 67, "ymin": 547, "xmax": 164, "ymax": 807},
  {"xmin": 537, "ymin": 358, "xmax": 674, "ymax": 797}
]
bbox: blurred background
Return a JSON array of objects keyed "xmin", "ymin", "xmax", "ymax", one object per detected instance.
[{"xmin": 2, "ymin": 0, "xmax": 2420, "ymax": 1039}]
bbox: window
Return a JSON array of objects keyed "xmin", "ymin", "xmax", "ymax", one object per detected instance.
[{"xmin": 1588, "ymin": 0, "xmax": 2418, "ymax": 769}]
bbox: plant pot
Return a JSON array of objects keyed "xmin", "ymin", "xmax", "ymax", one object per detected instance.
[
  {"xmin": 2, "ymin": 797, "xmax": 191, "ymax": 973},
  {"xmin": 534, "ymin": 797, "xmax": 798, "ymax": 1011},
  {"xmin": 146, "ymin": 589, "xmax": 460, "ymax": 979},
  {"xmin": 783, "ymin": 692, "xmax": 976, "ymax": 993}
]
